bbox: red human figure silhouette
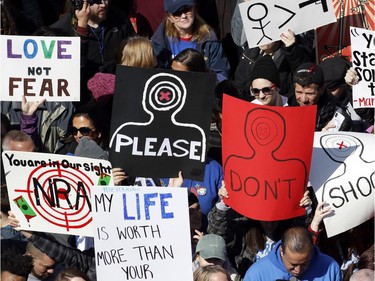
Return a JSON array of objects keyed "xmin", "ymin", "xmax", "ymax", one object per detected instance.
[{"xmin": 224, "ymin": 107, "xmax": 307, "ymax": 221}]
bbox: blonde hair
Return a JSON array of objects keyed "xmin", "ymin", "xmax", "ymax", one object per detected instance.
[
  {"xmin": 120, "ymin": 36, "xmax": 155, "ymax": 68},
  {"xmin": 165, "ymin": 9, "xmax": 212, "ymax": 43},
  {"xmin": 193, "ymin": 265, "xmax": 231, "ymax": 281}
]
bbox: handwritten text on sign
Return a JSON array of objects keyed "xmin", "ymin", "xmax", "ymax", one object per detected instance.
[
  {"xmin": 1, "ymin": 151, "xmax": 113, "ymax": 236},
  {"xmin": 239, "ymin": 0, "xmax": 336, "ymax": 48},
  {"xmin": 310, "ymin": 132, "xmax": 375, "ymax": 238},
  {"xmin": 92, "ymin": 186, "xmax": 193, "ymax": 281},
  {"xmin": 0, "ymin": 35, "xmax": 80, "ymax": 101},
  {"xmin": 350, "ymin": 27, "xmax": 375, "ymax": 109}
]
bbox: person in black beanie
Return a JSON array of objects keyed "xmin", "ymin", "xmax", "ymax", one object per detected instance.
[
  {"xmin": 248, "ymin": 55, "xmax": 288, "ymax": 106},
  {"xmin": 320, "ymin": 56, "xmax": 374, "ymax": 132}
]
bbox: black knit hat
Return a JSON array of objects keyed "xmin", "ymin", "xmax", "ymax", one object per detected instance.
[
  {"xmin": 294, "ymin": 62, "xmax": 324, "ymax": 87},
  {"xmin": 249, "ymin": 55, "xmax": 280, "ymax": 87},
  {"xmin": 319, "ymin": 56, "xmax": 349, "ymax": 89}
]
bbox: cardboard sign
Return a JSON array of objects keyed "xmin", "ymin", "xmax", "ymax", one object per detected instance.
[
  {"xmin": 2, "ymin": 151, "xmax": 113, "ymax": 236},
  {"xmin": 0, "ymin": 35, "xmax": 80, "ymax": 101},
  {"xmin": 310, "ymin": 132, "xmax": 375, "ymax": 238},
  {"xmin": 92, "ymin": 186, "xmax": 193, "ymax": 281},
  {"xmin": 350, "ymin": 27, "xmax": 375, "ymax": 109},
  {"xmin": 316, "ymin": 0, "xmax": 374, "ymax": 62},
  {"xmin": 109, "ymin": 66, "xmax": 215, "ymax": 181},
  {"xmin": 239, "ymin": 0, "xmax": 336, "ymax": 48},
  {"xmin": 222, "ymin": 95, "xmax": 316, "ymax": 221}
]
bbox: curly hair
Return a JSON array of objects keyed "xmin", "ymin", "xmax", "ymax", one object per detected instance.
[{"xmin": 1, "ymin": 251, "xmax": 34, "ymax": 277}]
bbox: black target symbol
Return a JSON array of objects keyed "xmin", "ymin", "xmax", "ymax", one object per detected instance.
[
  {"xmin": 146, "ymin": 73, "xmax": 185, "ymax": 111},
  {"xmin": 251, "ymin": 116, "xmax": 278, "ymax": 145},
  {"xmin": 24, "ymin": 163, "xmax": 94, "ymax": 231}
]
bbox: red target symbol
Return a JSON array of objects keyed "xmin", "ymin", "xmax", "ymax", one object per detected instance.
[{"xmin": 15, "ymin": 161, "xmax": 94, "ymax": 231}]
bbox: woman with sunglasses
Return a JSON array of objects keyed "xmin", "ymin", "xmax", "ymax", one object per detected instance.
[
  {"xmin": 151, "ymin": 0, "xmax": 230, "ymax": 82},
  {"xmin": 55, "ymin": 102, "xmax": 108, "ymax": 156},
  {"xmin": 249, "ymin": 55, "xmax": 288, "ymax": 107}
]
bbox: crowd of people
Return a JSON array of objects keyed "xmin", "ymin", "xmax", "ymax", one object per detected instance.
[{"xmin": 1, "ymin": 0, "xmax": 374, "ymax": 280}]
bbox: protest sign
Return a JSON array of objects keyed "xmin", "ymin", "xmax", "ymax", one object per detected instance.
[
  {"xmin": 0, "ymin": 35, "xmax": 80, "ymax": 101},
  {"xmin": 310, "ymin": 132, "xmax": 375, "ymax": 238},
  {"xmin": 2, "ymin": 151, "xmax": 113, "ymax": 236},
  {"xmin": 222, "ymin": 95, "xmax": 316, "ymax": 221},
  {"xmin": 350, "ymin": 27, "xmax": 375, "ymax": 109},
  {"xmin": 316, "ymin": 0, "xmax": 374, "ymax": 62},
  {"xmin": 92, "ymin": 186, "xmax": 193, "ymax": 281},
  {"xmin": 109, "ymin": 66, "xmax": 215, "ymax": 181},
  {"xmin": 239, "ymin": 0, "xmax": 336, "ymax": 48}
]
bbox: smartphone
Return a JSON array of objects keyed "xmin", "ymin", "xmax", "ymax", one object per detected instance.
[{"xmin": 328, "ymin": 112, "xmax": 345, "ymax": 132}]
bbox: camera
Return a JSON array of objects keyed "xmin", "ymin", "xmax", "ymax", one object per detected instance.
[{"xmin": 71, "ymin": 0, "xmax": 103, "ymax": 10}]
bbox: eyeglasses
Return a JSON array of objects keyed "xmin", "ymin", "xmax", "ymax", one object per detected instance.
[
  {"xmin": 172, "ymin": 5, "xmax": 193, "ymax": 19},
  {"xmin": 250, "ymin": 84, "xmax": 276, "ymax": 96},
  {"xmin": 70, "ymin": 126, "xmax": 95, "ymax": 136}
]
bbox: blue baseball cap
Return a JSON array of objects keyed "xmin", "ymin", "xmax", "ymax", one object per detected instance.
[{"xmin": 164, "ymin": 0, "xmax": 194, "ymax": 13}]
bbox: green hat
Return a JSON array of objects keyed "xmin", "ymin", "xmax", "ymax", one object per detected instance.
[{"xmin": 195, "ymin": 234, "xmax": 227, "ymax": 261}]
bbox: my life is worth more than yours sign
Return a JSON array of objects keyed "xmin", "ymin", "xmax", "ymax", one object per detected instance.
[
  {"xmin": 239, "ymin": 0, "xmax": 336, "ymax": 48},
  {"xmin": 350, "ymin": 27, "xmax": 375, "ymax": 109},
  {"xmin": 310, "ymin": 132, "xmax": 375, "ymax": 238},
  {"xmin": 109, "ymin": 66, "xmax": 216, "ymax": 181},
  {"xmin": 2, "ymin": 151, "xmax": 113, "ymax": 236},
  {"xmin": 222, "ymin": 95, "xmax": 316, "ymax": 221},
  {"xmin": 92, "ymin": 186, "xmax": 193, "ymax": 281},
  {"xmin": 0, "ymin": 35, "xmax": 80, "ymax": 101}
]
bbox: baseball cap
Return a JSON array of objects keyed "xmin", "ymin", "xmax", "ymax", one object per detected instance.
[
  {"xmin": 195, "ymin": 234, "xmax": 227, "ymax": 261},
  {"xmin": 294, "ymin": 62, "xmax": 324, "ymax": 87},
  {"xmin": 164, "ymin": 0, "xmax": 194, "ymax": 14}
]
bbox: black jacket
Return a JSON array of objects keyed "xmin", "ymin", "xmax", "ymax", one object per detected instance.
[
  {"xmin": 288, "ymin": 90, "xmax": 352, "ymax": 131},
  {"xmin": 234, "ymin": 37, "xmax": 313, "ymax": 98},
  {"xmin": 51, "ymin": 7, "xmax": 135, "ymax": 105}
]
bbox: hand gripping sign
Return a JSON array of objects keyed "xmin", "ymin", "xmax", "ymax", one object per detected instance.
[
  {"xmin": 109, "ymin": 66, "xmax": 215, "ymax": 181},
  {"xmin": 222, "ymin": 95, "xmax": 316, "ymax": 221},
  {"xmin": 310, "ymin": 132, "xmax": 375, "ymax": 238},
  {"xmin": 2, "ymin": 151, "xmax": 113, "ymax": 236},
  {"xmin": 239, "ymin": 0, "xmax": 336, "ymax": 48}
]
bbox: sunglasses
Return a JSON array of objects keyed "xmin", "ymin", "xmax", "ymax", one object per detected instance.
[
  {"xmin": 70, "ymin": 126, "xmax": 95, "ymax": 136},
  {"xmin": 172, "ymin": 5, "xmax": 193, "ymax": 18},
  {"xmin": 250, "ymin": 84, "xmax": 276, "ymax": 96}
]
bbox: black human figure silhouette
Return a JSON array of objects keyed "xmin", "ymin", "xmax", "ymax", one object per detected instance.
[
  {"xmin": 320, "ymin": 134, "xmax": 374, "ymax": 205},
  {"xmin": 109, "ymin": 72, "xmax": 206, "ymax": 180},
  {"xmin": 316, "ymin": 133, "xmax": 374, "ymax": 237}
]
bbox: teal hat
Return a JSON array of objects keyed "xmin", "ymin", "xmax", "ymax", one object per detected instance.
[{"xmin": 195, "ymin": 234, "xmax": 227, "ymax": 261}]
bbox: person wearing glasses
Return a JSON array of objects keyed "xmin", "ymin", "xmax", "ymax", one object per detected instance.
[
  {"xmin": 55, "ymin": 101, "xmax": 108, "ymax": 157},
  {"xmin": 248, "ymin": 55, "xmax": 288, "ymax": 107},
  {"xmin": 151, "ymin": 0, "xmax": 230, "ymax": 82}
]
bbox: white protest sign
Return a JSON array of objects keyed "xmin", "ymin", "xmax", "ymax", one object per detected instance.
[
  {"xmin": 239, "ymin": 0, "xmax": 336, "ymax": 48},
  {"xmin": 92, "ymin": 186, "xmax": 193, "ymax": 281},
  {"xmin": 309, "ymin": 132, "xmax": 374, "ymax": 238},
  {"xmin": 350, "ymin": 27, "xmax": 375, "ymax": 109},
  {"xmin": 0, "ymin": 35, "xmax": 80, "ymax": 101},
  {"xmin": 2, "ymin": 151, "xmax": 113, "ymax": 236}
]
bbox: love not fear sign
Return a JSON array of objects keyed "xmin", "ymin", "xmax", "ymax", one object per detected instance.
[{"xmin": 0, "ymin": 35, "xmax": 80, "ymax": 101}]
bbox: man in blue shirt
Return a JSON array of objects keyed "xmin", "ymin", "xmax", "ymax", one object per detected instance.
[{"xmin": 244, "ymin": 227, "xmax": 342, "ymax": 281}]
